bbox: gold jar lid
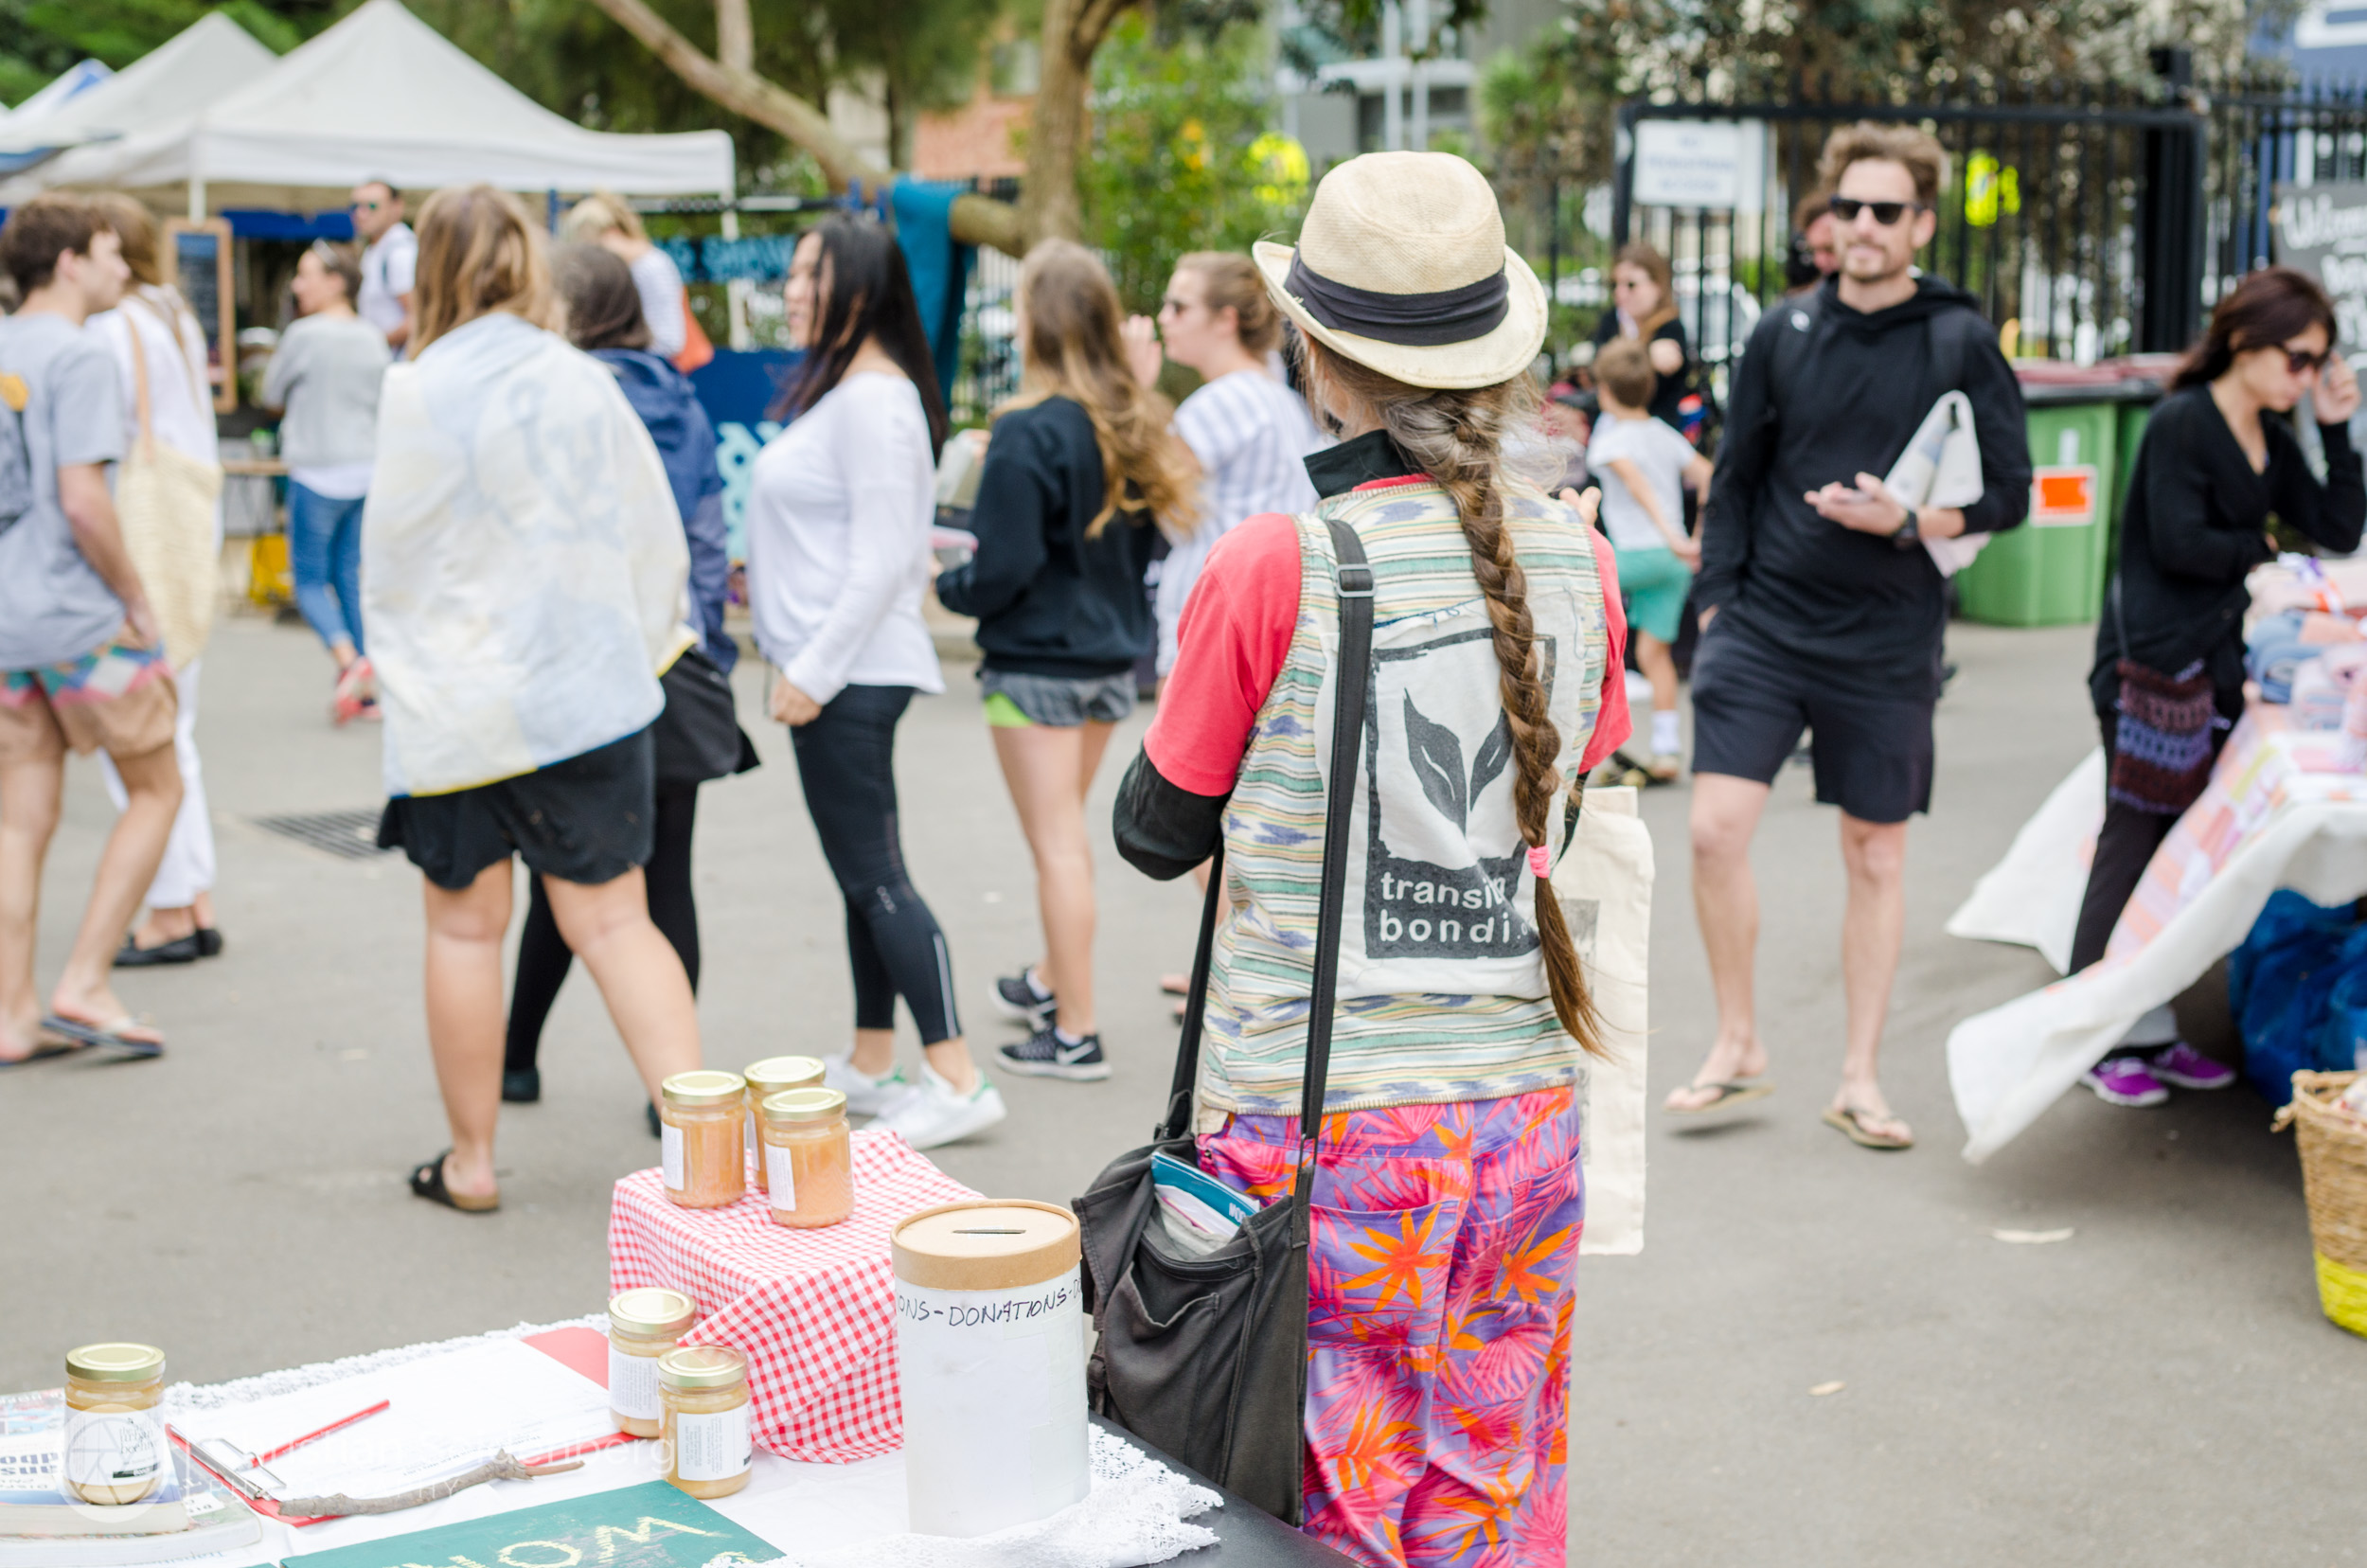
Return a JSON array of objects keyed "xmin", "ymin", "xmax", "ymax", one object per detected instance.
[
  {"xmin": 661, "ymin": 1070, "xmax": 747, "ymax": 1107},
  {"xmin": 762, "ymin": 1087, "xmax": 847, "ymax": 1124},
  {"xmin": 656, "ymin": 1345, "xmax": 746, "ymax": 1390},
  {"xmin": 609, "ymin": 1288, "xmax": 697, "ymax": 1337},
  {"xmin": 66, "ymin": 1343, "xmax": 165, "ymax": 1382},
  {"xmin": 743, "ymin": 1056, "xmax": 825, "ymax": 1096}
]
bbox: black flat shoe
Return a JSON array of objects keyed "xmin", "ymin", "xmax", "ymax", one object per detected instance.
[
  {"xmin": 503, "ymin": 1068, "xmax": 542, "ymax": 1104},
  {"xmin": 409, "ymin": 1149, "xmax": 498, "ymax": 1213},
  {"xmin": 114, "ymin": 934, "xmax": 202, "ymax": 968},
  {"xmin": 195, "ymin": 928, "xmax": 223, "ymax": 958}
]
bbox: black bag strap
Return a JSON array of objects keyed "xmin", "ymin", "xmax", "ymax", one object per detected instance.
[{"xmin": 1152, "ymin": 514, "xmax": 1376, "ymax": 1169}]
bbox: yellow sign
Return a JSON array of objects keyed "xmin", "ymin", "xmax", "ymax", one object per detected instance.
[{"xmin": 1965, "ymin": 152, "xmax": 2021, "ymax": 228}]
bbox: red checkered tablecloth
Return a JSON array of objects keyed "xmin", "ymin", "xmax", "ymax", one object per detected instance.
[{"xmin": 607, "ymin": 1130, "xmax": 978, "ymax": 1462}]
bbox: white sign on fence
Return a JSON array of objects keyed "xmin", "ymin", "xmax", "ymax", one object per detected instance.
[{"xmin": 1632, "ymin": 119, "xmax": 1746, "ymax": 209}]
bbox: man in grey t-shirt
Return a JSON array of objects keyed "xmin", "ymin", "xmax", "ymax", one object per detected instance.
[{"xmin": 0, "ymin": 193, "xmax": 183, "ymax": 1064}]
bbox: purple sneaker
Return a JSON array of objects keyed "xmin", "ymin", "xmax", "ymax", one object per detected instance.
[
  {"xmin": 2082, "ymin": 1056, "xmax": 2170, "ymax": 1108},
  {"xmin": 2147, "ymin": 1041, "xmax": 2236, "ymax": 1091}
]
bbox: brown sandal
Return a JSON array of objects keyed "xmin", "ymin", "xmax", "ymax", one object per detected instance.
[{"xmin": 1823, "ymin": 1105, "xmax": 1913, "ymax": 1150}]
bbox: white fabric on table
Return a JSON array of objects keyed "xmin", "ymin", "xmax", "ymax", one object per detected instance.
[
  {"xmin": 1946, "ymin": 712, "xmax": 2367, "ymax": 1163},
  {"xmin": 1943, "ymin": 746, "xmax": 2104, "ymax": 975}
]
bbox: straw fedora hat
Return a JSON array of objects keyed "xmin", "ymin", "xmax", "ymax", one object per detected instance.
[{"xmin": 1255, "ymin": 151, "xmax": 1546, "ymax": 391}]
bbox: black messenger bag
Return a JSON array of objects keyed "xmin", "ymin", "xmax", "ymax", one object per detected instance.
[{"xmin": 1072, "ymin": 519, "xmax": 1372, "ymax": 1523}]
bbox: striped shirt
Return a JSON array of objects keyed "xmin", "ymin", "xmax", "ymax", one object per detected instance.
[
  {"xmin": 1179, "ymin": 478, "xmax": 1617, "ymax": 1114},
  {"xmin": 1156, "ymin": 368, "xmax": 1326, "ymax": 673}
]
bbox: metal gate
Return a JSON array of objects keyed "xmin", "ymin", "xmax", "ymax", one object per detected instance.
[{"xmin": 1611, "ymin": 84, "xmax": 2208, "ymax": 368}]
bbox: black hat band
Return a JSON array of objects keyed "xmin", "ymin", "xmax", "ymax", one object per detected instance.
[{"xmin": 1285, "ymin": 251, "xmax": 1510, "ymax": 347}]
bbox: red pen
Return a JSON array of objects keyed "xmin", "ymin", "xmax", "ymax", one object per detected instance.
[{"xmin": 254, "ymin": 1399, "xmax": 390, "ymax": 1465}]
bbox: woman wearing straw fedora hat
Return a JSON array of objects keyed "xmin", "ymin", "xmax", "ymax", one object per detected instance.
[{"xmin": 1111, "ymin": 151, "xmax": 1632, "ymax": 1566}]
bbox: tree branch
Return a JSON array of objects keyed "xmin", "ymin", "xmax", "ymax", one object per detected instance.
[{"xmin": 581, "ymin": 0, "xmax": 1029, "ymax": 255}]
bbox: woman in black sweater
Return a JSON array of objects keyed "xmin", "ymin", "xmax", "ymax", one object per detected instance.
[
  {"xmin": 935, "ymin": 240, "xmax": 1197, "ymax": 1080},
  {"xmin": 2073, "ymin": 267, "xmax": 2365, "ymax": 1108},
  {"xmin": 1591, "ymin": 241, "xmax": 1700, "ymax": 437}
]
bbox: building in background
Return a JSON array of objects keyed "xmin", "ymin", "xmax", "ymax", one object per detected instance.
[{"xmin": 1275, "ymin": 0, "xmax": 1559, "ymax": 169}]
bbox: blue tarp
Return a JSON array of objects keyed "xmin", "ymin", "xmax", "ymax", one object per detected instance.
[
  {"xmin": 223, "ymin": 209, "xmax": 354, "ymax": 241},
  {"xmin": 888, "ymin": 177, "xmax": 976, "ymax": 410}
]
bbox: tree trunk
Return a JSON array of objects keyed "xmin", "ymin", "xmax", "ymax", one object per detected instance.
[
  {"xmin": 582, "ymin": 0, "xmax": 1031, "ymax": 257},
  {"xmin": 715, "ymin": 0, "xmax": 751, "ymax": 74},
  {"xmin": 1021, "ymin": 0, "xmax": 1132, "ymax": 244}
]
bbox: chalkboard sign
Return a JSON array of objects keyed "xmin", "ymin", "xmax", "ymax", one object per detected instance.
[
  {"xmin": 163, "ymin": 217, "xmax": 235, "ymax": 413},
  {"xmin": 2274, "ymin": 183, "xmax": 2367, "ymax": 350}
]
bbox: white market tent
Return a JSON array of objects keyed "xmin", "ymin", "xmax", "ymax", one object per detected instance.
[
  {"xmin": 0, "ymin": 59, "xmax": 116, "ymax": 126},
  {"xmin": 0, "ymin": 17, "xmax": 273, "ymax": 161},
  {"xmin": 4, "ymin": 0, "xmax": 734, "ymax": 213}
]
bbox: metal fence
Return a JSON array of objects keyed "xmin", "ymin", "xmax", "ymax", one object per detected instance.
[{"xmin": 1611, "ymin": 80, "xmax": 2207, "ymax": 377}]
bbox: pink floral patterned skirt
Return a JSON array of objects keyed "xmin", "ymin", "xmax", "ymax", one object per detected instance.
[{"xmin": 1198, "ymin": 1087, "xmax": 1581, "ymax": 1568}]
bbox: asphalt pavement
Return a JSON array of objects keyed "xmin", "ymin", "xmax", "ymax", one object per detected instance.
[{"xmin": 2, "ymin": 610, "xmax": 2355, "ymax": 1565}]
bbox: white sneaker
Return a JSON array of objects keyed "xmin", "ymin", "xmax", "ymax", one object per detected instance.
[
  {"xmin": 871, "ymin": 1063, "xmax": 1007, "ymax": 1151},
  {"xmin": 823, "ymin": 1054, "xmax": 912, "ymax": 1118}
]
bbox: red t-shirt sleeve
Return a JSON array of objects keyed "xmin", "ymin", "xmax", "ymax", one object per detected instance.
[
  {"xmin": 1144, "ymin": 513, "xmax": 1304, "ymax": 796},
  {"xmin": 1576, "ymin": 527, "xmax": 1632, "ymax": 773}
]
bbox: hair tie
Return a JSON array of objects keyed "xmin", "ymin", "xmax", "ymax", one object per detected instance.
[{"xmin": 1526, "ymin": 844, "xmax": 1551, "ymax": 878}]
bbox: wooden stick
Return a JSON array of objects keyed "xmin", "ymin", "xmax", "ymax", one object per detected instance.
[{"xmin": 275, "ymin": 1451, "xmax": 583, "ymax": 1518}]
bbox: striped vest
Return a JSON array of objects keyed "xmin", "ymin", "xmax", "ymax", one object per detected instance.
[{"xmin": 1199, "ymin": 477, "xmax": 1611, "ymax": 1116}]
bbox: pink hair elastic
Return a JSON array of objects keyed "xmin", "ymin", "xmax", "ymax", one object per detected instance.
[{"xmin": 1526, "ymin": 844, "xmax": 1551, "ymax": 878}]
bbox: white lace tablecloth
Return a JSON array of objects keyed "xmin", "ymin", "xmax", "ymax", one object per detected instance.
[{"xmin": 155, "ymin": 1320, "xmax": 1219, "ymax": 1567}]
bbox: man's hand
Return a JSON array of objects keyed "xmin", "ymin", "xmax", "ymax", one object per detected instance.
[
  {"xmin": 1121, "ymin": 315, "xmax": 1164, "ymax": 390},
  {"xmin": 1806, "ymin": 472, "xmax": 1912, "ymax": 535},
  {"xmin": 2321, "ymin": 355, "xmax": 2363, "ymax": 426},
  {"xmin": 770, "ymin": 676, "xmax": 822, "ymax": 726}
]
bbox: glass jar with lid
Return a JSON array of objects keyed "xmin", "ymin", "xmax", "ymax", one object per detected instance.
[
  {"xmin": 607, "ymin": 1289, "xmax": 697, "ymax": 1437},
  {"xmin": 659, "ymin": 1070, "xmax": 747, "ymax": 1208},
  {"xmin": 741, "ymin": 1057, "xmax": 824, "ymax": 1193},
  {"xmin": 657, "ymin": 1345, "xmax": 752, "ymax": 1498},
  {"xmin": 759, "ymin": 1087, "xmax": 853, "ymax": 1229},
  {"xmin": 62, "ymin": 1344, "xmax": 170, "ymax": 1506}
]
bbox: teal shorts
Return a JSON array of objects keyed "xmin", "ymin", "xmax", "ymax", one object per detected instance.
[{"xmin": 1615, "ymin": 545, "xmax": 1693, "ymax": 644}]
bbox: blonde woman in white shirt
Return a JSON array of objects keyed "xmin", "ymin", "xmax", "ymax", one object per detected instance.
[
  {"xmin": 746, "ymin": 216, "xmax": 1005, "ymax": 1151},
  {"xmin": 86, "ymin": 194, "xmax": 224, "ymax": 967}
]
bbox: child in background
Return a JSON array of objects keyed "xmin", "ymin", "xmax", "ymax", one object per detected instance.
[{"xmin": 1587, "ymin": 337, "xmax": 1713, "ymax": 780}]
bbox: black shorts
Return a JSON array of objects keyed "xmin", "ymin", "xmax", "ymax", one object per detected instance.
[
  {"xmin": 1689, "ymin": 621, "xmax": 1934, "ymax": 824},
  {"xmin": 378, "ymin": 727, "xmax": 656, "ymax": 891}
]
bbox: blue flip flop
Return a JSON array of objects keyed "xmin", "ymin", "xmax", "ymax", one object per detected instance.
[{"xmin": 39, "ymin": 1015, "xmax": 165, "ymax": 1059}]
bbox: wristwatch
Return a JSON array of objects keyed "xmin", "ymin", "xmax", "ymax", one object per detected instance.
[{"xmin": 1894, "ymin": 506, "xmax": 1921, "ymax": 547}]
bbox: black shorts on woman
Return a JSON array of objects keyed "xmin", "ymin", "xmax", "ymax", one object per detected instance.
[{"xmin": 379, "ymin": 726, "xmax": 655, "ymax": 891}]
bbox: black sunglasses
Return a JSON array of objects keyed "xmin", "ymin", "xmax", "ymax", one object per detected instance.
[
  {"xmin": 2286, "ymin": 346, "xmax": 2331, "ymax": 375},
  {"xmin": 1828, "ymin": 194, "xmax": 1927, "ymax": 226}
]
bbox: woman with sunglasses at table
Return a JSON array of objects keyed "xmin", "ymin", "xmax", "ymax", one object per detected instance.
[
  {"xmin": 2071, "ymin": 265, "xmax": 2364, "ymax": 1111},
  {"xmin": 1588, "ymin": 240, "xmax": 1700, "ymax": 438}
]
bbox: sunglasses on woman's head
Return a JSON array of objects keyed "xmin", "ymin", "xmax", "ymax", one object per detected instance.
[{"xmin": 1827, "ymin": 195, "xmax": 1925, "ymax": 226}]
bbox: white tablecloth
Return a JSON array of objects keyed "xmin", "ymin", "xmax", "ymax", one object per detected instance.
[{"xmin": 1945, "ymin": 708, "xmax": 2367, "ymax": 1162}]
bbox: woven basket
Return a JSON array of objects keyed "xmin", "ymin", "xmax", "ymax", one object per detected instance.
[{"xmin": 2273, "ymin": 1070, "xmax": 2367, "ymax": 1337}]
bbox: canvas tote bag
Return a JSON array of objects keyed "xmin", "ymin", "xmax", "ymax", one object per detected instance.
[
  {"xmin": 1552, "ymin": 783, "xmax": 1654, "ymax": 1256},
  {"xmin": 1073, "ymin": 518, "xmax": 1373, "ymax": 1523},
  {"xmin": 116, "ymin": 296, "xmax": 223, "ymax": 669}
]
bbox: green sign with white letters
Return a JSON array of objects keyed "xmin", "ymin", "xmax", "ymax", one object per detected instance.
[{"xmin": 281, "ymin": 1480, "xmax": 783, "ymax": 1568}]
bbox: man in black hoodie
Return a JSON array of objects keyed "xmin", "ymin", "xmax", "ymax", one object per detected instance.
[{"xmin": 1669, "ymin": 123, "xmax": 2031, "ymax": 1149}]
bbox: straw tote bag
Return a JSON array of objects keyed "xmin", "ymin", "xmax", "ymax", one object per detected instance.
[
  {"xmin": 1073, "ymin": 518, "xmax": 1373, "ymax": 1524},
  {"xmin": 116, "ymin": 295, "xmax": 223, "ymax": 669}
]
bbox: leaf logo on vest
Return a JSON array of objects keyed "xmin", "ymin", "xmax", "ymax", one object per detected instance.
[{"xmin": 1365, "ymin": 628, "xmax": 1552, "ymax": 961}]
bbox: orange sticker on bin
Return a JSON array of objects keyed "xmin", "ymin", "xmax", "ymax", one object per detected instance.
[{"xmin": 2028, "ymin": 465, "xmax": 2097, "ymax": 526}]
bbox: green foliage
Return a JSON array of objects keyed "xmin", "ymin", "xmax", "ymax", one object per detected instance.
[
  {"xmin": 1080, "ymin": 11, "xmax": 1306, "ymax": 315},
  {"xmin": 0, "ymin": 0, "xmax": 337, "ymax": 105}
]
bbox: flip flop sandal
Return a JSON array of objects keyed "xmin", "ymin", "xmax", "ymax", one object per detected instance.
[
  {"xmin": 39, "ymin": 1015, "xmax": 165, "ymax": 1059},
  {"xmin": 1824, "ymin": 1106, "xmax": 1914, "ymax": 1150},
  {"xmin": 1664, "ymin": 1079, "xmax": 1772, "ymax": 1114},
  {"xmin": 409, "ymin": 1149, "xmax": 499, "ymax": 1213}
]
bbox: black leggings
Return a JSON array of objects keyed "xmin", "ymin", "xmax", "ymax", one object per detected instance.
[
  {"xmin": 505, "ymin": 782, "xmax": 701, "ymax": 1074},
  {"xmin": 790, "ymin": 685, "xmax": 961, "ymax": 1043},
  {"xmin": 2066, "ymin": 697, "xmax": 2237, "ymax": 975}
]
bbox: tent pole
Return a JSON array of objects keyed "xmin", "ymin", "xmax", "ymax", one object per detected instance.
[
  {"xmin": 187, "ymin": 177, "xmax": 205, "ymax": 222},
  {"xmin": 721, "ymin": 202, "xmax": 749, "ymax": 350}
]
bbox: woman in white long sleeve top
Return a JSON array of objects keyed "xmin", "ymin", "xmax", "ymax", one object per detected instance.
[
  {"xmin": 745, "ymin": 216, "xmax": 1004, "ymax": 1151},
  {"xmin": 86, "ymin": 195, "xmax": 225, "ymax": 965}
]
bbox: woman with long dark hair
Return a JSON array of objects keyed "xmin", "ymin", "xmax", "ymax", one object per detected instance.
[
  {"xmin": 745, "ymin": 216, "xmax": 1004, "ymax": 1150},
  {"xmin": 500, "ymin": 242, "xmax": 751, "ymax": 1119},
  {"xmin": 1589, "ymin": 240, "xmax": 1699, "ymax": 437},
  {"xmin": 935, "ymin": 240, "xmax": 1198, "ymax": 1083},
  {"xmin": 1112, "ymin": 151, "xmax": 1631, "ymax": 1564},
  {"xmin": 2072, "ymin": 266, "xmax": 2364, "ymax": 1109}
]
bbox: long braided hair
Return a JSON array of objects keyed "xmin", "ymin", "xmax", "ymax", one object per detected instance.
[{"xmin": 1298, "ymin": 337, "xmax": 1607, "ymax": 1059}]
